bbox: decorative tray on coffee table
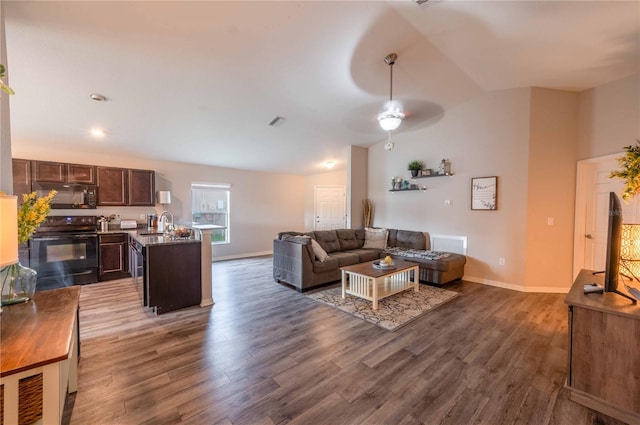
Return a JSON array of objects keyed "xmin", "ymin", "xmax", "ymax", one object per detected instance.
[{"xmin": 372, "ymin": 260, "xmax": 396, "ymax": 270}]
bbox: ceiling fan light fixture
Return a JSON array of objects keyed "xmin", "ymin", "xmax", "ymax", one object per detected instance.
[
  {"xmin": 377, "ymin": 111, "xmax": 405, "ymax": 131},
  {"xmin": 378, "ymin": 52, "xmax": 404, "ymax": 132}
]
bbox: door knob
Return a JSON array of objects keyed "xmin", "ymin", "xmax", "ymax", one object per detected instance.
[{"xmin": 585, "ymin": 234, "xmax": 593, "ymax": 239}]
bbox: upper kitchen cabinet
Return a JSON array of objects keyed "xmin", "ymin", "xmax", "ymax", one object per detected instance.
[
  {"xmin": 32, "ymin": 160, "xmax": 96, "ymax": 184},
  {"xmin": 128, "ymin": 169, "xmax": 155, "ymax": 206},
  {"xmin": 32, "ymin": 160, "xmax": 66, "ymax": 183},
  {"xmin": 97, "ymin": 167, "xmax": 128, "ymax": 206},
  {"xmin": 67, "ymin": 163, "xmax": 96, "ymax": 184},
  {"xmin": 12, "ymin": 159, "xmax": 31, "ymax": 198}
]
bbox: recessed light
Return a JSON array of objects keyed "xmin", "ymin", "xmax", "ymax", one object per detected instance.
[
  {"xmin": 90, "ymin": 128, "xmax": 106, "ymax": 137},
  {"xmin": 325, "ymin": 161, "xmax": 335, "ymax": 169},
  {"xmin": 90, "ymin": 93, "xmax": 108, "ymax": 102}
]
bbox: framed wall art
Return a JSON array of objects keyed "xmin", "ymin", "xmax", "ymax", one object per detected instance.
[{"xmin": 471, "ymin": 176, "xmax": 497, "ymax": 210}]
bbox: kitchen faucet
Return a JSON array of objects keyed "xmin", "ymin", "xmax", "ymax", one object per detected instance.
[{"xmin": 158, "ymin": 210, "xmax": 174, "ymax": 233}]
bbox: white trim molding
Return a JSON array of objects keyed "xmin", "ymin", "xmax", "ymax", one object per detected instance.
[{"xmin": 464, "ymin": 275, "xmax": 570, "ymax": 294}]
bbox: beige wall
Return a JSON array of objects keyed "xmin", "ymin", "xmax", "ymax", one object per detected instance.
[
  {"xmin": 577, "ymin": 73, "xmax": 640, "ymax": 160},
  {"xmin": 11, "ymin": 145, "xmax": 306, "ymax": 259},
  {"xmin": 348, "ymin": 145, "xmax": 368, "ymax": 229},
  {"xmin": 524, "ymin": 88, "xmax": 579, "ymax": 290},
  {"xmin": 0, "ymin": 3, "xmax": 12, "ymax": 194},
  {"xmin": 369, "ymin": 88, "xmax": 532, "ymax": 289}
]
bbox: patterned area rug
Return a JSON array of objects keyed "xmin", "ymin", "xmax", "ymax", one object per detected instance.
[{"xmin": 306, "ymin": 284, "xmax": 458, "ymax": 331}]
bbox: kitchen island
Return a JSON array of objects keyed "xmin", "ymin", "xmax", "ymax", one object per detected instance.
[{"xmin": 129, "ymin": 231, "xmax": 201, "ymax": 314}]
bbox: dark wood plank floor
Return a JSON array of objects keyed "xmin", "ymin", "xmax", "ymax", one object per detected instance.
[{"xmin": 63, "ymin": 256, "xmax": 628, "ymax": 425}]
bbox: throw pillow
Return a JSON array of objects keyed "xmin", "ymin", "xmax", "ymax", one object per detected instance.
[
  {"xmin": 363, "ymin": 228, "xmax": 388, "ymax": 249},
  {"xmin": 311, "ymin": 239, "xmax": 330, "ymax": 262}
]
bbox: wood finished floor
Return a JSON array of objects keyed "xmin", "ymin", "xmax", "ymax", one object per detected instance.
[{"xmin": 63, "ymin": 256, "xmax": 628, "ymax": 425}]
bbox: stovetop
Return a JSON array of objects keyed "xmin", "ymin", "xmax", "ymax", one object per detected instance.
[{"xmin": 35, "ymin": 215, "xmax": 98, "ymax": 234}]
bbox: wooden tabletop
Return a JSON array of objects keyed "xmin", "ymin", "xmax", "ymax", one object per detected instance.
[
  {"xmin": 1, "ymin": 286, "xmax": 81, "ymax": 377},
  {"xmin": 565, "ymin": 269, "xmax": 640, "ymax": 319},
  {"xmin": 340, "ymin": 258, "xmax": 418, "ymax": 278}
]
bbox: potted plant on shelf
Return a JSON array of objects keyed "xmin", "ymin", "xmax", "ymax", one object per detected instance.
[{"xmin": 408, "ymin": 160, "xmax": 424, "ymax": 178}]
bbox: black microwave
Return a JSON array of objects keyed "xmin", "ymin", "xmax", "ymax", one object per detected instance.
[{"xmin": 33, "ymin": 182, "xmax": 97, "ymax": 209}]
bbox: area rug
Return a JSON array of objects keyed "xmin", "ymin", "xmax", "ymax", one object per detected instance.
[{"xmin": 306, "ymin": 285, "xmax": 458, "ymax": 331}]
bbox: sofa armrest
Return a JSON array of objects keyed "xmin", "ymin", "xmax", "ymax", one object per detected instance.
[{"xmin": 273, "ymin": 238, "xmax": 315, "ymax": 291}]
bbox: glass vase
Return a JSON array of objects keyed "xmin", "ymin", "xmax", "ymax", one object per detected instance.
[{"xmin": 1, "ymin": 262, "xmax": 38, "ymax": 305}]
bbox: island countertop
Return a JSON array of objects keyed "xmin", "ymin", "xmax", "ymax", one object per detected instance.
[{"xmin": 98, "ymin": 229, "xmax": 201, "ymax": 248}]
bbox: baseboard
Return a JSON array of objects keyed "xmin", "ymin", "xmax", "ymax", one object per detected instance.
[
  {"xmin": 200, "ymin": 298, "xmax": 214, "ymax": 307},
  {"xmin": 463, "ymin": 275, "xmax": 570, "ymax": 294},
  {"xmin": 212, "ymin": 251, "xmax": 273, "ymax": 262}
]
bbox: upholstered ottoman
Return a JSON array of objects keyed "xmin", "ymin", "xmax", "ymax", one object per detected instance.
[{"xmin": 382, "ymin": 247, "xmax": 466, "ymax": 285}]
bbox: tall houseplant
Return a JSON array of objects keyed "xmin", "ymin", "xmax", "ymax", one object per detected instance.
[{"xmin": 610, "ymin": 140, "xmax": 640, "ymax": 201}]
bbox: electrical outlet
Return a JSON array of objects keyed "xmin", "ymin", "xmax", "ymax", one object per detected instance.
[
  {"xmin": 444, "ymin": 199, "xmax": 451, "ymax": 206},
  {"xmin": 139, "ymin": 214, "xmax": 146, "ymax": 220},
  {"xmin": 547, "ymin": 217, "xmax": 554, "ymax": 226},
  {"xmin": 499, "ymin": 258, "xmax": 505, "ymax": 266}
]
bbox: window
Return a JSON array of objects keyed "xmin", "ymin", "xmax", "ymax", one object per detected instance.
[{"xmin": 191, "ymin": 183, "xmax": 230, "ymax": 244}]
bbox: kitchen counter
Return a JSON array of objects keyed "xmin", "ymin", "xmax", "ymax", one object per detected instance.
[{"xmin": 98, "ymin": 229, "xmax": 200, "ymax": 248}]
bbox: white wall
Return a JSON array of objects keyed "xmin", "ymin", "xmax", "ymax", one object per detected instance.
[
  {"xmin": 0, "ymin": 2, "xmax": 12, "ymax": 194},
  {"xmin": 11, "ymin": 146, "xmax": 306, "ymax": 259},
  {"xmin": 369, "ymin": 88, "xmax": 532, "ymax": 289},
  {"xmin": 577, "ymin": 73, "xmax": 640, "ymax": 160}
]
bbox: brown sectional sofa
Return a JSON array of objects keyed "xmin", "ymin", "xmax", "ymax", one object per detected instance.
[{"xmin": 273, "ymin": 228, "xmax": 466, "ymax": 292}]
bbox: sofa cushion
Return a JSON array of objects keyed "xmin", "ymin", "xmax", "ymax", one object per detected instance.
[
  {"xmin": 280, "ymin": 234, "xmax": 312, "ymax": 245},
  {"xmin": 312, "ymin": 257, "xmax": 339, "ymax": 273},
  {"xmin": 349, "ymin": 248, "xmax": 381, "ymax": 263},
  {"xmin": 354, "ymin": 229, "xmax": 366, "ymax": 248},
  {"xmin": 311, "ymin": 239, "xmax": 330, "ymax": 262},
  {"xmin": 363, "ymin": 228, "xmax": 388, "ymax": 249},
  {"xmin": 328, "ymin": 251, "xmax": 361, "ymax": 267},
  {"xmin": 395, "ymin": 230, "xmax": 427, "ymax": 250},
  {"xmin": 313, "ymin": 230, "xmax": 341, "ymax": 253},
  {"xmin": 336, "ymin": 229, "xmax": 359, "ymax": 251}
]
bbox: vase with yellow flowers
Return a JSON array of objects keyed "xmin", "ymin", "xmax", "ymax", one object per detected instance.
[{"xmin": 1, "ymin": 190, "xmax": 56, "ymax": 305}]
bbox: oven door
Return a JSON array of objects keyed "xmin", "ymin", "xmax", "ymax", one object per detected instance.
[{"xmin": 30, "ymin": 233, "xmax": 98, "ymax": 290}]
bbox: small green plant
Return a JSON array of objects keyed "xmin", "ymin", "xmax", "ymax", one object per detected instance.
[
  {"xmin": 408, "ymin": 160, "xmax": 424, "ymax": 171},
  {"xmin": 0, "ymin": 65, "xmax": 15, "ymax": 96},
  {"xmin": 610, "ymin": 140, "xmax": 640, "ymax": 201}
]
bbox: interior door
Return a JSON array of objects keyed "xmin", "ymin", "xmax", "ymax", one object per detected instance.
[
  {"xmin": 576, "ymin": 155, "xmax": 640, "ymax": 275},
  {"xmin": 314, "ymin": 186, "xmax": 346, "ymax": 230}
]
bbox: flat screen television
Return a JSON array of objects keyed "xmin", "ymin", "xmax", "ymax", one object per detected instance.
[
  {"xmin": 604, "ymin": 191, "xmax": 622, "ymax": 293},
  {"xmin": 603, "ymin": 191, "xmax": 636, "ymax": 302}
]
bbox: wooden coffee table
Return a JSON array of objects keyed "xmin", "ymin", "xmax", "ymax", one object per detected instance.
[{"xmin": 341, "ymin": 259, "xmax": 419, "ymax": 310}]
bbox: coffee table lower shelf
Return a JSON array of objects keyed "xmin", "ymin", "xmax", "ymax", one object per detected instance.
[{"xmin": 341, "ymin": 260, "xmax": 419, "ymax": 310}]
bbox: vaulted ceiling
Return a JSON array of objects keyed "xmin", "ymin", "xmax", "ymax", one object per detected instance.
[{"xmin": 4, "ymin": 1, "xmax": 639, "ymax": 175}]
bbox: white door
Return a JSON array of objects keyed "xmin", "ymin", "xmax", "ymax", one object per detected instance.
[
  {"xmin": 315, "ymin": 186, "xmax": 346, "ymax": 230},
  {"xmin": 575, "ymin": 155, "xmax": 640, "ymax": 276}
]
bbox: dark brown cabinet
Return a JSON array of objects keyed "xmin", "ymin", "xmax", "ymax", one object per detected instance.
[
  {"xmin": 98, "ymin": 233, "xmax": 129, "ymax": 281},
  {"xmin": 32, "ymin": 160, "xmax": 66, "ymax": 183},
  {"xmin": 565, "ymin": 270, "xmax": 640, "ymax": 424},
  {"xmin": 146, "ymin": 241, "xmax": 201, "ymax": 314},
  {"xmin": 97, "ymin": 167, "xmax": 128, "ymax": 206},
  {"xmin": 12, "ymin": 159, "xmax": 31, "ymax": 198},
  {"xmin": 128, "ymin": 169, "xmax": 155, "ymax": 206},
  {"xmin": 67, "ymin": 163, "xmax": 96, "ymax": 184}
]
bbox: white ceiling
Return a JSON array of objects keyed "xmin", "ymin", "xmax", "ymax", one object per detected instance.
[{"xmin": 4, "ymin": 1, "xmax": 639, "ymax": 175}]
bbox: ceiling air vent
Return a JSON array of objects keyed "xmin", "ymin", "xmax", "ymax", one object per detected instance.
[
  {"xmin": 416, "ymin": 0, "xmax": 443, "ymax": 7},
  {"xmin": 268, "ymin": 116, "xmax": 286, "ymax": 127}
]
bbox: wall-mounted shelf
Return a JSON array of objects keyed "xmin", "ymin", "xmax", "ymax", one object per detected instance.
[
  {"xmin": 414, "ymin": 173, "xmax": 453, "ymax": 179},
  {"xmin": 389, "ymin": 187, "xmax": 426, "ymax": 192}
]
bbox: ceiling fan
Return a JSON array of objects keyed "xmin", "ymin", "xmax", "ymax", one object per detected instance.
[{"xmin": 378, "ymin": 53, "xmax": 404, "ymax": 151}]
